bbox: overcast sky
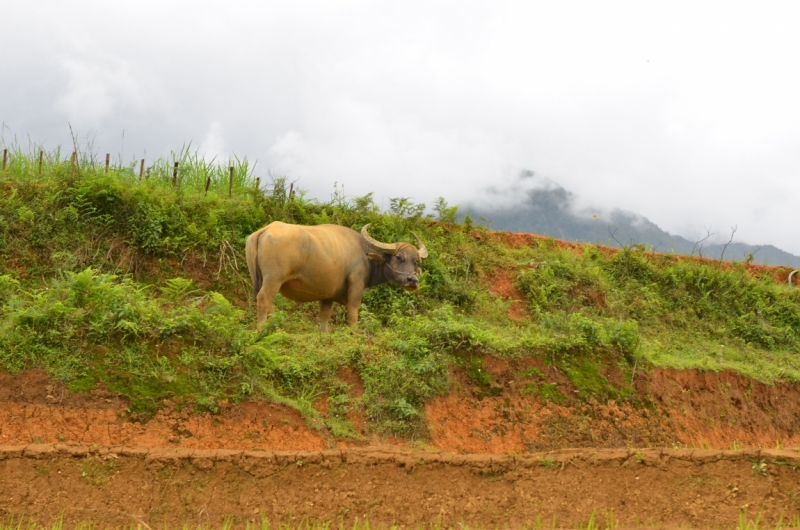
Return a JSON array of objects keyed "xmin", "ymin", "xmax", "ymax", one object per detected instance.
[{"xmin": 2, "ymin": 1, "xmax": 799, "ymax": 253}]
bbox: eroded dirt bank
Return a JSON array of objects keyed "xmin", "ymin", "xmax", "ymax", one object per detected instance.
[
  {"xmin": 0, "ymin": 370, "xmax": 327, "ymax": 451},
  {"xmin": 4, "ymin": 366, "xmax": 800, "ymax": 454},
  {"xmin": 2, "ymin": 445, "xmax": 800, "ymax": 528},
  {"xmin": 428, "ymin": 362, "xmax": 800, "ymax": 454},
  {"xmin": 4, "ymin": 367, "xmax": 800, "ymax": 528}
]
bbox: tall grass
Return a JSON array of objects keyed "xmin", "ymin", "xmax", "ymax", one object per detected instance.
[{"xmin": 0, "ymin": 141, "xmax": 257, "ymax": 196}]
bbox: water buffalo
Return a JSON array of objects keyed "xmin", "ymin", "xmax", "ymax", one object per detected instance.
[{"xmin": 245, "ymin": 222, "xmax": 428, "ymax": 332}]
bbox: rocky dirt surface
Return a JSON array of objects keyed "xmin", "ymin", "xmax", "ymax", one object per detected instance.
[{"xmin": 2, "ymin": 445, "xmax": 800, "ymax": 528}]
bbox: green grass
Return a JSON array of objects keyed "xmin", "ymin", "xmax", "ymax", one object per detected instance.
[{"xmin": 1, "ymin": 141, "xmax": 799, "ymax": 437}]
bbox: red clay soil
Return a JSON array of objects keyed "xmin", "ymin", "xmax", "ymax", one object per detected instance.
[
  {"xmin": 5, "ymin": 365, "xmax": 800, "ymax": 527},
  {"xmin": 484, "ymin": 267, "xmax": 529, "ymax": 320},
  {"xmin": 0, "ymin": 371, "xmax": 326, "ymax": 451},
  {"xmin": 3, "ymin": 445, "xmax": 800, "ymax": 528},
  {"xmin": 6, "ymin": 362, "xmax": 800, "ymax": 457},
  {"xmin": 645, "ymin": 369, "xmax": 800, "ymax": 449},
  {"xmin": 426, "ymin": 360, "xmax": 800, "ymax": 454},
  {"xmin": 426, "ymin": 360, "xmax": 671, "ymax": 454}
]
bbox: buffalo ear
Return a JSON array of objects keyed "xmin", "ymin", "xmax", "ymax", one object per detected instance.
[{"xmin": 367, "ymin": 252, "xmax": 386, "ymax": 263}]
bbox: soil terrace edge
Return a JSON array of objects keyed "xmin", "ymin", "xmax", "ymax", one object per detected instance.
[{"xmin": 2, "ymin": 444, "xmax": 799, "ymax": 471}]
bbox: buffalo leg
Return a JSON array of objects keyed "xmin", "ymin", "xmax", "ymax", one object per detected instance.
[
  {"xmin": 346, "ymin": 284, "xmax": 365, "ymax": 328},
  {"xmin": 255, "ymin": 278, "xmax": 281, "ymax": 326},
  {"xmin": 346, "ymin": 304, "xmax": 359, "ymax": 327},
  {"xmin": 319, "ymin": 300, "xmax": 334, "ymax": 333}
]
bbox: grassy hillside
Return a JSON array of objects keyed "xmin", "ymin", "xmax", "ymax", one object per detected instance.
[{"xmin": 1, "ymin": 145, "xmax": 799, "ymax": 438}]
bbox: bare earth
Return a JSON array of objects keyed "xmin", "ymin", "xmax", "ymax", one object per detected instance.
[
  {"xmin": 2, "ymin": 444, "xmax": 800, "ymax": 528},
  {"xmin": 3, "ymin": 367, "xmax": 800, "ymax": 527}
]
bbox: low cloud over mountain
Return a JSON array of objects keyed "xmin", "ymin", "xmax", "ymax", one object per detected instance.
[{"xmin": 465, "ymin": 172, "xmax": 800, "ymax": 268}]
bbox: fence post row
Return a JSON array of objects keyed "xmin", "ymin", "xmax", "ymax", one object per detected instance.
[{"xmin": 0, "ymin": 153, "xmax": 265, "ymax": 198}]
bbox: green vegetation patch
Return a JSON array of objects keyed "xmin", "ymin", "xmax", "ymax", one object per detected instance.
[
  {"xmin": 1, "ymin": 143, "xmax": 799, "ymax": 437},
  {"xmin": 564, "ymin": 359, "xmax": 619, "ymax": 402}
]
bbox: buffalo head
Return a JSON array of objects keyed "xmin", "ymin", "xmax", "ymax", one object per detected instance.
[{"xmin": 361, "ymin": 224, "xmax": 428, "ymax": 290}]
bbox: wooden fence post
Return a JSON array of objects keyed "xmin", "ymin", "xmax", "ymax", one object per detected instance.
[
  {"xmin": 172, "ymin": 162, "xmax": 179, "ymax": 186},
  {"xmin": 2, "ymin": 149, "xmax": 7, "ymax": 171},
  {"xmin": 38, "ymin": 150, "xmax": 43, "ymax": 175},
  {"xmin": 228, "ymin": 166, "xmax": 234, "ymax": 197},
  {"xmin": 139, "ymin": 159, "xmax": 145, "ymax": 180},
  {"xmin": 105, "ymin": 153, "xmax": 110, "ymax": 173},
  {"xmin": 204, "ymin": 176, "xmax": 211, "ymax": 196}
]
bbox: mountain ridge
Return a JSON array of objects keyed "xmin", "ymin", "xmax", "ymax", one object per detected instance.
[{"xmin": 465, "ymin": 176, "xmax": 800, "ymax": 268}]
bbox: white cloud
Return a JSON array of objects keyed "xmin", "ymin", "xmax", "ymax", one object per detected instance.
[
  {"xmin": 54, "ymin": 55, "xmax": 145, "ymax": 129},
  {"xmin": 199, "ymin": 122, "xmax": 228, "ymax": 161},
  {"xmin": 1, "ymin": 0, "xmax": 799, "ymax": 253}
]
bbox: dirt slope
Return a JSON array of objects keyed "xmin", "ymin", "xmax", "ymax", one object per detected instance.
[
  {"xmin": 4, "ymin": 361, "xmax": 800, "ymax": 528},
  {"xmin": 4, "ymin": 366, "xmax": 800, "ymax": 454},
  {"xmin": 3, "ymin": 444, "xmax": 800, "ymax": 528},
  {"xmin": 426, "ymin": 361, "xmax": 800, "ymax": 454},
  {"xmin": 0, "ymin": 371, "xmax": 327, "ymax": 451}
]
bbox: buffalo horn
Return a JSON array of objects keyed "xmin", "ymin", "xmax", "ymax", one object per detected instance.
[
  {"xmin": 361, "ymin": 224, "xmax": 399, "ymax": 254},
  {"xmin": 411, "ymin": 232, "xmax": 428, "ymax": 259}
]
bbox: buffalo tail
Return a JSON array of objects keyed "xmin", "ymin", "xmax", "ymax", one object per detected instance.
[
  {"xmin": 253, "ymin": 234, "xmax": 263, "ymax": 300},
  {"xmin": 246, "ymin": 230, "xmax": 264, "ymax": 301}
]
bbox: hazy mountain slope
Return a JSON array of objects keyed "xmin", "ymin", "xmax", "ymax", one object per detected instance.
[{"xmin": 466, "ymin": 181, "xmax": 800, "ymax": 268}]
